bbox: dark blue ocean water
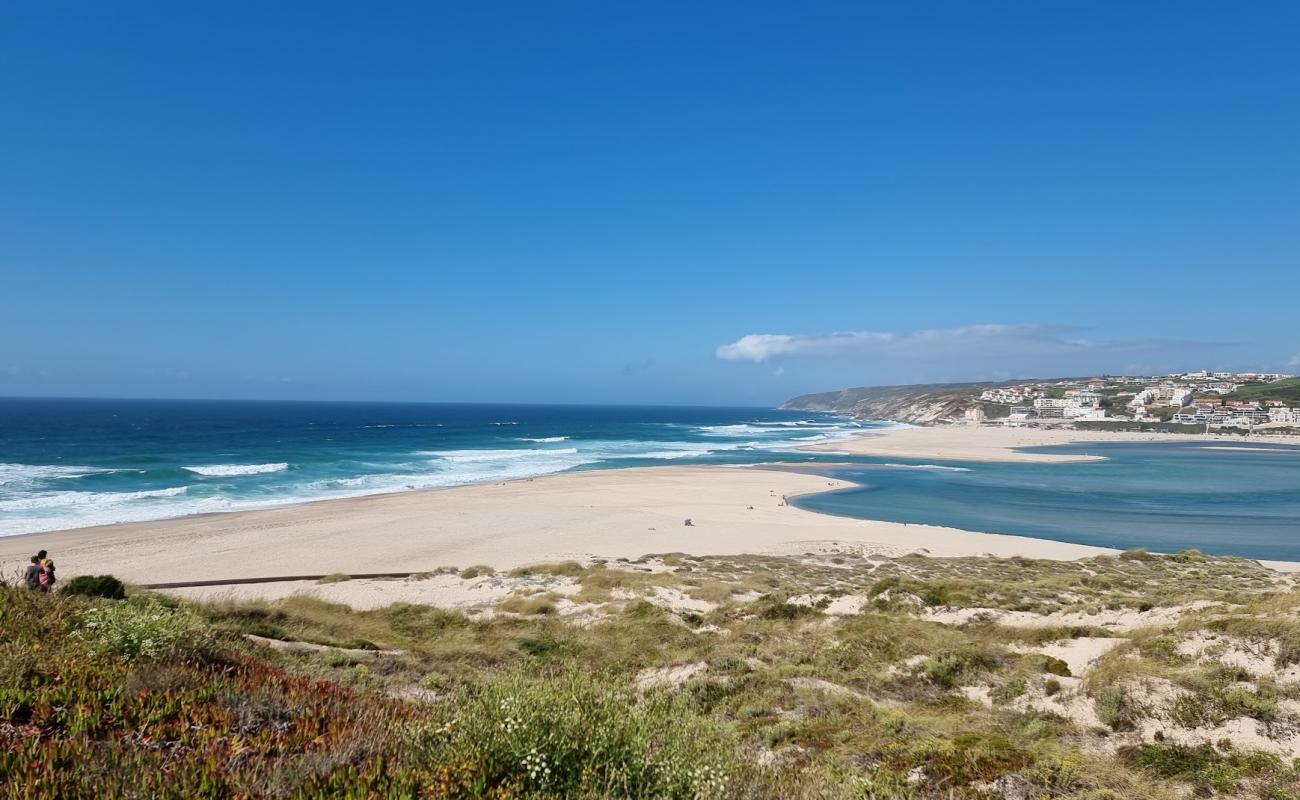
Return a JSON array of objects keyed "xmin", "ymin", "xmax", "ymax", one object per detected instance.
[
  {"xmin": 2, "ymin": 398, "xmax": 1299, "ymax": 560},
  {"xmin": 0, "ymin": 398, "xmax": 872, "ymax": 535}
]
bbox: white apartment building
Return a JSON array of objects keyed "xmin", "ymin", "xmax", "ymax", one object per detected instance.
[
  {"xmin": 1231, "ymin": 409, "xmax": 1273, "ymax": 425},
  {"xmin": 1129, "ymin": 388, "xmax": 1157, "ymax": 408},
  {"xmin": 1154, "ymin": 385, "xmax": 1194, "ymax": 406},
  {"xmin": 980, "ymin": 388, "xmax": 1023, "ymax": 404},
  {"xmin": 1033, "ymin": 397, "xmax": 1068, "ymax": 418},
  {"xmin": 1270, "ymin": 408, "xmax": 1300, "ymax": 425}
]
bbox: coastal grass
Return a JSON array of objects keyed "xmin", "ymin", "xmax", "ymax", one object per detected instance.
[{"xmin": 5, "ymin": 549, "xmax": 1300, "ymax": 797}]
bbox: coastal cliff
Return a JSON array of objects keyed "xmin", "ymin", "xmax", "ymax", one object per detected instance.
[{"xmin": 781, "ymin": 381, "xmax": 993, "ymax": 425}]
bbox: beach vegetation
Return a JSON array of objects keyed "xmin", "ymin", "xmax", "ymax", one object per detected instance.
[
  {"xmin": 497, "ymin": 592, "xmax": 561, "ymax": 616},
  {"xmin": 8, "ymin": 548, "xmax": 1300, "ymax": 797},
  {"xmin": 1119, "ymin": 548, "xmax": 1157, "ymax": 561},
  {"xmin": 74, "ymin": 595, "xmax": 212, "ymax": 660},
  {"xmin": 509, "ymin": 560, "xmax": 585, "ymax": 578},
  {"xmin": 59, "ymin": 573, "xmax": 127, "ymax": 600},
  {"xmin": 1096, "ymin": 685, "xmax": 1142, "ymax": 731}
]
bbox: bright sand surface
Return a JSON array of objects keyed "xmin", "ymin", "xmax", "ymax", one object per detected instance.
[
  {"xmin": 5, "ymin": 426, "xmax": 1297, "ymax": 606},
  {"xmin": 3, "ymin": 465, "xmax": 1119, "ymax": 586},
  {"xmin": 803, "ymin": 423, "xmax": 1300, "ymax": 463}
]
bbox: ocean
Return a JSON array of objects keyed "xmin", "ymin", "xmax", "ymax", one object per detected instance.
[
  {"xmin": 0, "ymin": 398, "xmax": 873, "ymax": 536},
  {"xmin": 2, "ymin": 398, "xmax": 1299, "ymax": 560}
]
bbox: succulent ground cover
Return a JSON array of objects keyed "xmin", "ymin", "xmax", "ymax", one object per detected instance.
[{"xmin": 4, "ymin": 548, "xmax": 1300, "ymax": 798}]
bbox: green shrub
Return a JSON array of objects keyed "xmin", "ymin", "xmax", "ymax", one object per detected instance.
[
  {"xmin": 60, "ymin": 574, "xmax": 127, "ymax": 600},
  {"xmin": 1119, "ymin": 548, "xmax": 1157, "ymax": 562},
  {"xmin": 517, "ymin": 631, "xmax": 579, "ymax": 659},
  {"xmin": 1222, "ymin": 686, "xmax": 1278, "ymax": 721},
  {"xmin": 75, "ymin": 597, "xmax": 212, "ymax": 660},
  {"xmin": 991, "ymin": 677, "xmax": 1027, "ymax": 704},
  {"xmin": 754, "ymin": 594, "xmax": 819, "ymax": 620},
  {"xmin": 416, "ymin": 670, "xmax": 742, "ymax": 798},
  {"xmin": 1135, "ymin": 634, "xmax": 1183, "ymax": 664},
  {"xmin": 1096, "ymin": 685, "xmax": 1142, "ymax": 731},
  {"xmin": 920, "ymin": 649, "xmax": 1000, "ymax": 688},
  {"xmin": 1023, "ymin": 652, "xmax": 1072, "ymax": 676},
  {"xmin": 1168, "ymin": 692, "xmax": 1219, "ymax": 728},
  {"xmin": 1123, "ymin": 742, "xmax": 1284, "ymax": 795}
]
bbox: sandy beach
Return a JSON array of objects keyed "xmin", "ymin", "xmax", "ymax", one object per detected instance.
[
  {"xmin": 804, "ymin": 423, "xmax": 1300, "ymax": 463},
  {"xmin": 5, "ymin": 425, "xmax": 1297, "ymax": 604},
  {"xmin": 3, "ymin": 462, "xmax": 1119, "ymax": 586}
]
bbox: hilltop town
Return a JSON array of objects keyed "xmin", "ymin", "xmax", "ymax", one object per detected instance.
[{"xmin": 784, "ymin": 371, "xmax": 1300, "ymax": 433}]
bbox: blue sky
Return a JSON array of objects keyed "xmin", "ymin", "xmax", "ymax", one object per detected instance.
[{"xmin": 3, "ymin": 2, "xmax": 1297, "ymax": 406}]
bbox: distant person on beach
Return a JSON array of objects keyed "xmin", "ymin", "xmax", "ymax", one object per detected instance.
[
  {"xmin": 23, "ymin": 556, "xmax": 42, "ymax": 590},
  {"xmin": 38, "ymin": 551, "xmax": 56, "ymax": 591}
]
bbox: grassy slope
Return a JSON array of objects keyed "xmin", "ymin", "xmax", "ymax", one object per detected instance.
[
  {"xmin": 1223, "ymin": 377, "xmax": 1300, "ymax": 404},
  {"xmin": 5, "ymin": 550, "xmax": 1300, "ymax": 798}
]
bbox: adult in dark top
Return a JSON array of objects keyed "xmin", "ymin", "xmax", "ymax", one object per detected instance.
[{"xmin": 23, "ymin": 556, "xmax": 41, "ymax": 590}]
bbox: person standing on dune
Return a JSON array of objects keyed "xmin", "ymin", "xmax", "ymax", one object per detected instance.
[{"xmin": 23, "ymin": 556, "xmax": 42, "ymax": 590}]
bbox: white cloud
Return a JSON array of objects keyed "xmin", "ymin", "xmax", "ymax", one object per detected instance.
[
  {"xmin": 716, "ymin": 324, "xmax": 1079, "ymax": 363},
  {"xmin": 715, "ymin": 324, "xmax": 1231, "ymax": 363}
]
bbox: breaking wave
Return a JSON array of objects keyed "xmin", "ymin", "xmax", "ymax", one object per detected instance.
[
  {"xmin": 0, "ymin": 463, "xmax": 128, "ymax": 488},
  {"xmin": 0, "ymin": 486, "xmax": 190, "ymax": 512},
  {"xmin": 183, "ymin": 463, "xmax": 290, "ymax": 477}
]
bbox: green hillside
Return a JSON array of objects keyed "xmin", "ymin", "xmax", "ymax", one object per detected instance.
[{"xmin": 1222, "ymin": 377, "xmax": 1300, "ymax": 403}]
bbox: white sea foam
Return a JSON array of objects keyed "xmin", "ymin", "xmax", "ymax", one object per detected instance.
[
  {"xmin": 751, "ymin": 421, "xmax": 840, "ymax": 429},
  {"xmin": 0, "ymin": 492, "xmax": 235, "ymax": 537},
  {"xmin": 518, "ymin": 436, "xmax": 570, "ymax": 443},
  {"xmin": 423, "ymin": 448, "xmax": 580, "ymax": 462},
  {"xmin": 0, "ymin": 463, "xmax": 124, "ymax": 487},
  {"xmin": 697, "ymin": 424, "xmax": 791, "ymax": 436},
  {"xmin": 697, "ymin": 422, "xmax": 855, "ymax": 438},
  {"xmin": 0, "ymin": 486, "xmax": 190, "ymax": 512},
  {"xmin": 362, "ymin": 423, "xmax": 442, "ymax": 428},
  {"xmin": 183, "ymin": 463, "xmax": 290, "ymax": 477},
  {"xmin": 878, "ymin": 463, "xmax": 973, "ymax": 472}
]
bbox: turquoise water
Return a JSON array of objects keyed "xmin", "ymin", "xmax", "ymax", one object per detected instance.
[
  {"xmin": 3, "ymin": 398, "xmax": 1299, "ymax": 561},
  {"xmin": 794, "ymin": 441, "xmax": 1300, "ymax": 561}
]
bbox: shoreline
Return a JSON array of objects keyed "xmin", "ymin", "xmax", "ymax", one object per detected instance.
[
  {"xmin": 4, "ymin": 425, "xmax": 1298, "ymax": 597},
  {"xmin": 0, "ymin": 463, "xmax": 1130, "ymax": 587},
  {"xmin": 801, "ymin": 423, "xmax": 1300, "ymax": 463}
]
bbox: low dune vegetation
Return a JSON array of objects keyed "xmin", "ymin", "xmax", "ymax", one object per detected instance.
[{"xmin": 4, "ymin": 549, "xmax": 1300, "ymax": 798}]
